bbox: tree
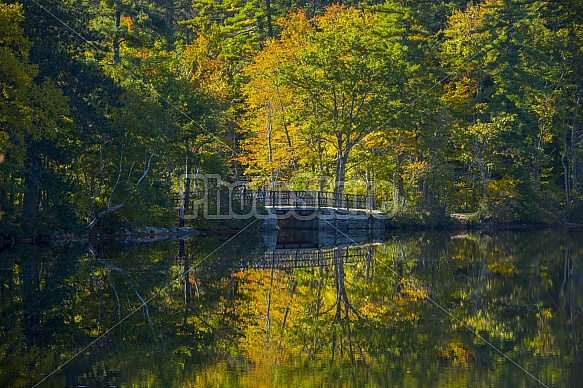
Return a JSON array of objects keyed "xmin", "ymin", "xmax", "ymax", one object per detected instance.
[
  {"xmin": 5, "ymin": 0, "xmax": 229, "ymax": 233},
  {"xmin": 239, "ymin": 21, "xmax": 309, "ymax": 184},
  {"xmin": 243, "ymin": 5, "xmax": 408, "ymax": 198},
  {"xmin": 0, "ymin": 2, "xmax": 72, "ymax": 233},
  {"xmin": 542, "ymin": 0, "xmax": 583, "ymax": 205},
  {"xmin": 440, "ymin": 0, "xmax": 553, "ymax": 220}
]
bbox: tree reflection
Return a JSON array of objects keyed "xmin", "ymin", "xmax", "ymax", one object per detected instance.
[
  {"xmin": 230, "ymin": 230, "xmax": 583, "ymax": 387},
  {"xmin": 332, "ymin": 247, "xmax": 361, "ymax": 322},
  {"xmin": 1, "ymin": 230, "xmax": 583, "ymax": 386}
]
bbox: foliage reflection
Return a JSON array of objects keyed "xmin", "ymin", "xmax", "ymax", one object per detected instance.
[{"xmin": 1, "ymin": 230, "xmax": 582, "ymax": 387}]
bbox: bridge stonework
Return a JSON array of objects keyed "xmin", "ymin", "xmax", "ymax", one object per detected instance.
[{"xmin": 260, "ymin": 206, "xmax": 389, "ymax": 231}]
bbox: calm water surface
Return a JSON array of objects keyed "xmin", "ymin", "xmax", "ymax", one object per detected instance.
[{"xmin": 1, "ymin": 228, "xmax": 583, "ymax": 387}]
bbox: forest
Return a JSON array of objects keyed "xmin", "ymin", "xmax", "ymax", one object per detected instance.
[{"xmin": 1, "ymin": 0, "xmax": 582, "ymax": 237}]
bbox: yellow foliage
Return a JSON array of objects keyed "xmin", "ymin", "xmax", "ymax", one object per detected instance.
[
  {"xmin": 121, "ymin": 15, "xmax": 132, "ymax": 31},
  {"xmin": 401, "ymin": 159, "xmax": 429, "ymax": 180},
  {"xmin": 398, "ymin": 278, "xmax": 427, "ymax": 300},
  {"xmin": 486, "ymin": 177, "xmax": 518, "ymax": 205},
  {"xmin": 487, "ymin": 260, "xmax": 518, "ymax": 276},
  {"xmin": 530, "ymin": 307, "xmax": 556, "ymax": 356}
]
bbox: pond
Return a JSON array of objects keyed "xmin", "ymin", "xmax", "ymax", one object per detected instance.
[{"xmin": 1, "ymin": 228, "xmax": 582, "ymax": 387}]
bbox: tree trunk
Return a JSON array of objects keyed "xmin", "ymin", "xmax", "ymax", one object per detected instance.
[
  {"xmin": 393, "ymin": 152, "xmax": 404, "ymax": 212},
  {"xmin": 87, "ymin": 146, "xmax": 156, "ymax": 229},
  {"xmin": 265, "ymin": 0, "xmax": 273, "ymax": 38},
  {"xmin": 265, "ymin": 256, "xmax": 275, "ymax": 343},
  {"xmin": 113, "ymin": 7, "xmax": 121, "ymax": 66},
  {"xmin": 318, "ymin": 138, "xmax": 325, "ymax": 192},
  {"xmin": 279, "ymin": 97, "xmax": 298, "ymax": 171},
  {"xmin": 366, "ymin": 164, "xmax": 373, "ymax": 210},
  {"xmin": 266, "ymin": 100, "xmax": 274, "ymax": 185},
  {"xmin": 477, "ymin": 156, "xmax": 487, "ymax": 198},
  {"xmin": 334, "ymin": 133, "xmax": 349, "ymax": 206},
  {"xmin": 563, "ymin": 122, "xmax": 570, "ymax": 204},
  {"xmin": 22, "ymin": 141, "xmax": 41, "ymax": 228},
  {"xmin": 335, "ymin": 157, "xmax": 347, "ymax": 207},
  {"xmin": 232, "ymin": 125, "xmax": 240, "ymax": 182},
  {"xmin": 311, "ymin": 0, "xmax": 319, "ymax": 18},
  {"xmin": 182, "ymin": 137, "xmax": 191, "ymax": 227},
  {"xmin": 333, "ymin": 247, "xmax": 359, "ymax": 321},
  {"xmin": 571, "ymin": 83, "xmax": 581, "ymax": 197}
]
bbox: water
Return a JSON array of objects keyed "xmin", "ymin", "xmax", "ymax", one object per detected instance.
[{"xmin": 1, "ymin": 228, "xmax": 582, "ymax": 387}]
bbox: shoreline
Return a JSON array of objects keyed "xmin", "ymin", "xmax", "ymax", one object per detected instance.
[{"xmin": 1, "ymin": 216, "xmax": 581, "ymax": 248}]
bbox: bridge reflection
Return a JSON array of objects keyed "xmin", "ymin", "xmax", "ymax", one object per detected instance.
[
  {"xmin": 263, "ymin": 227, "xmax": 383, "ymax": 250},
  {"xmin": 239, "ymin": 228, "xmax": 383, "ymax": 270},
  {"xmin": 242, "ymin": 246, "xmax": 374, "ymax": 270},
  {"xmin": 174, "ymin": 227, "xmax": 385, "ymax": 272}
]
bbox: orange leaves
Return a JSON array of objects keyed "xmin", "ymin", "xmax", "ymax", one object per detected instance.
[
  {"xmin": 397, "ymin": 278, "xmax": 427, "ymax": 301},
  {"xmin": 275, "ymin": 11, "xmax": 312, "ymax": 47},
  {"xmin": 402, "ymin": 159, "xmax": 430, "ymax": 181},
  {"xmin": 181, "ymin": 31, "xmax": 234, "ymax": 114},
  {"xmin": 239, "ymin": 24, "xmax": 308, "ymax": 179},
  {"xmin": 121, "ymin": 15, "xmax": 133, "ymax": 31},
  {"xmin": 241, "ymin": 5, "xmax": 409, "ymax": 185}
]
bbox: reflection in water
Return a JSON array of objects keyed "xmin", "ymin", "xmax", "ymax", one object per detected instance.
[
  {"xmin": 243, "ymin": 246, "xmax": 374, "ymax": 270},
  {"xmin": 263, "ymin": 226, "xmax": 385, "ymax": 250},
  {"xmin": 1, "ymin": 229, "xmax": 583, "ymax": 386}
]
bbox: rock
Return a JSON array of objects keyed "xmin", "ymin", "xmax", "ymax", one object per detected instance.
[
  {"xmin": 178, "ymin": 227, "xmax": 199, "ymax": 235},
  {"xmin": 145, "ymin": 227, "xmax": 169, "ymax": 234}
]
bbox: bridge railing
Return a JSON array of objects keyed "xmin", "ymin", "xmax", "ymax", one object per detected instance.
[
  {"xmin": 173, "ymin": 189, "xmax": 371, "ymax": 212},
  {"xmin": 265, "ymin": 190, "xmax": 368, "ymax": 210}
]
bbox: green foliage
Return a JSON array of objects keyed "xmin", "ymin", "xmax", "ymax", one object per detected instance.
[
  {"xmin": 1, "ymin": 0, "xmax": 583, "ymax": 234},
  {"xmin": 382, "ymin": 199, "xmax": 452, "ymax": 228},
  {"xmin": 566, "ymin": 200, "xmax": 583, "ymax": 224}
]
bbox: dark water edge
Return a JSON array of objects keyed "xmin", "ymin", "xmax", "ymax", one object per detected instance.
[
  {"xmin": 0, "ymin": 216, "xmax": 577, "ymax": 248},
  {"xmin": 1, "ymin": 228, "xmax": 582, "ymax": 387}
]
